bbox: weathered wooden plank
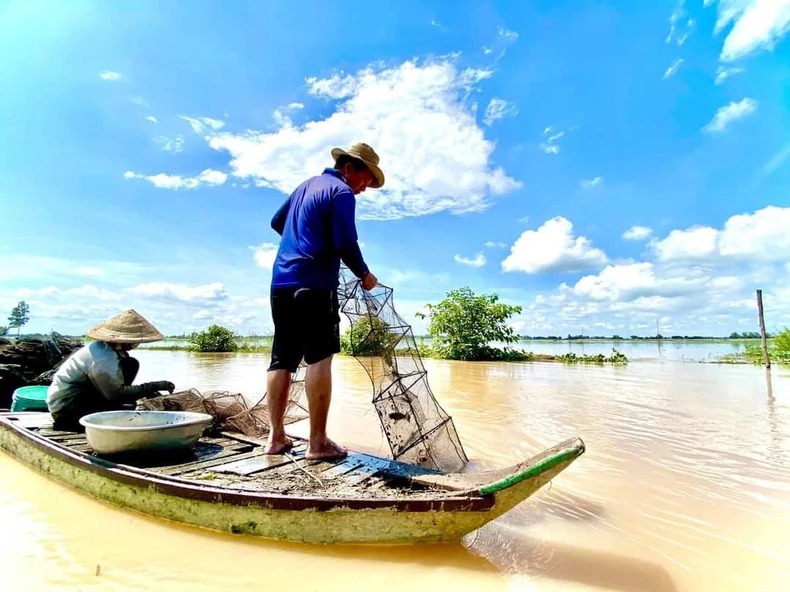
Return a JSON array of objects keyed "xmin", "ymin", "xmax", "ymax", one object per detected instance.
[
  {"xmin": 339, "ymin": 456, "xmax": 393, "ymax": 487},
  {"xmin": 60, "ymin": 437, "xmax": 89, "ymax": 447},
  {"xmin": 316, "ymin": 457, "xmax": 367, "ymax": 479},
  {"xmin": 6, "ymin": 413, "xmax": 54, "ymax": 430},
  {"xmin": 48, "ymin": 433, "xmax": 89, "ymax": 443},
  {"xmin": 155, "ymin": 447, "xmax": 264, "ymax": 476},
  {"xmin": 212, "ymin": 444, "xmax": 308, "ymax": 476}
]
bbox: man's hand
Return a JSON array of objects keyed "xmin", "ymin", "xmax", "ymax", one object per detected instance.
[{"xmin": 362, "ymin": 271, "xmax": 378, "ymax": 291}]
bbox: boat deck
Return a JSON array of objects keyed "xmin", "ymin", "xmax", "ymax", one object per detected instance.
[{"xmin": 4, "ymin": 412, "xmax": 454, "ymax": 500}]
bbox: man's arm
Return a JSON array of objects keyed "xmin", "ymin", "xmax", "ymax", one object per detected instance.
[
  {"xmin": 331, "ymin": 189, "xmax": 369, "ymax": 280},
  {"xmin": 271, "ymin": 196, "xmax": 291, "ymax": 236}
]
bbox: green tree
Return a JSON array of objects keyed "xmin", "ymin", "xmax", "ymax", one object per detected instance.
[
  {"xmin": 416, "ymin": 287, "xmax": 523, "ymax": 361},
  {"xmin": 189, "ymin": 324, "xmax": 239, "ymax": 352},
  {"xmin": 0, "ymin": 326, "xmax": 7, "ymax": 336},
  {"xmin": 341, "ymin": 315, "xmax": 394, "ymax": 357},
  {"xmin": 8, "ymin": 301, "xmax": 30, "ymax": 336}
]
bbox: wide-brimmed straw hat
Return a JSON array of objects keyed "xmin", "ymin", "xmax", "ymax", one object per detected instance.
[
  {"xmin": 86, "ymin": 309, "xmax": 164, "ymax": 344},
  {"xmin": 331, "ymin": 143, "xmax": 385, "ymax": 189}
]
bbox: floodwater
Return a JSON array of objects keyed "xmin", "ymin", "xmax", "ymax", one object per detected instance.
[{"xmin": 1, "ymin": 351, "xmax": 789, "ymax": 592}]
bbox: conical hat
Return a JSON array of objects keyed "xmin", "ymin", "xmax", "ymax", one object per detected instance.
[{"xmin": 85, "ymin": 309, "xmax": 164, "ymax": 344}]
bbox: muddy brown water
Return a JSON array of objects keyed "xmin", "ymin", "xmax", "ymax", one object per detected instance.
[{"xmin": 1, "ymin": 351, "xmax": 788, "ymax": 591}]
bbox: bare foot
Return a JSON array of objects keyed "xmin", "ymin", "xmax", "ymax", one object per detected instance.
[
  {"xmin": 306, "ymin": 438, "xmax": 348, "ymax": 461},
  {"xmin": 264, "ymin": 434, "xmax": 293, "ymax": 455}
]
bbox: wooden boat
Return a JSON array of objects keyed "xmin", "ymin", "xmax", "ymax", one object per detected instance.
[{"xmin": 0, "ymin": 411, "xmax": 585, "ymax": 545}]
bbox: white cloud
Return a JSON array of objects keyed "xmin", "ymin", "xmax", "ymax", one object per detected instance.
[
  {"xmin": 710, "ymin": 0, "xmax": 790, "ymax": 62},
  {"xmin": 123, "ymin": 169, "xmax": 228, "ymax": 189},
  {"xmin": 703, "ymin": 98, "xmax": 757, "ymax": 132},
  {"xmin": 663, "ymin": 58, "xmax": 684, "ymax": 79},
  {"xmin": 154, "ymin": 135, "xmax": 185, "ymax": 153},
  {"xmin": 146, "ymin": 116, "xmax": 158, "ymax": 124},
  {"xmin": 651, "ymin": 206, "xmax": 790, "ymax": 262},
  {"xmin": 622, "ymin": 225, "xmax": 653, "ymax": 241},
  {"xmin": 540, "ymin": 127, "xmax": 566, "ymax": 155},
  {"xmin": 484, "ymin": 241, "xmax": 507, "ymax": 248},
  {"xmin": 498, "ymin": 27, "xmax": 518, "ymax": 43},
  {"xmin": 431, "ymin": 19, "xmax": 447, "ymax": 31},
  {"xmin": 715, "ymin": 65, "xmax": 745, "ymax": 83},
  {"xmin": 580, "ymin": 176, "xmax": 603, "ymax": 189},
  {"xmin": 99, "ymin": 70, "xmax": 122, "ymax": 81},
  {"xmin": 666, "ymin": 1, "xmax": 695, "ymax": 46},
  {"xmin": 252, "ymin": 243, "xmax": 279, "ymax": 269},
  {"xmin": 509, "ymin": 206, "xmax": 790, "ymax": 336},
  {"xmin": 286, "ymin": 102, "xmax": 304, "ymax": 111},
  {"xmin": 653, "ymin": 226, "xmax": 719, "ymax": 261},
  {"xmin": 502, "ymin": 216, "xmax": 608, "ymax": 274},
  {"xmin": 454, "ymin": 253, "xmax": 486, "ymax": 267},
  {"xmin": 572, "ymin": 262, "xmax": 707, "ymax": 303},
  {"xmin": 483, "ymin": 98, "xmax": 518, "ymax": 126},
  {"xmin": 180, "ymin": 115, "xmax": 226, "ymax": 135},
  {"xmin": 128, "ymin": 281, "xmax": 228, "ymax": 304},
  {"xmin": 203, "ymin": 58, "xmax": 519, "ymax": 220}
]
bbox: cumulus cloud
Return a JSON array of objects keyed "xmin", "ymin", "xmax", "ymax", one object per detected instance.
[
  {"xmin": 483, "ymin": 98, "xmax": 518, "ymax": 126},
  {"xmin": 663, "ymin": 58, "xmax": 684, "ymax": 79},
  {"xmin": 204, "ymin": 58, "xmax": 519, "ymax": 220},
  {"xmin": 454, "ymin": 253, "xmax": 486, "ymax": 267},
  {"xmin": 511, "ymin": 207, "xmax": 790, "ymax": 335},
  {"xmin": 99, "ymin": 70, "xmax": 122, "ymax": 81},
  {"xmin": 145, "ymin": 116, "xmax": 158, "ymax": 124},
  {"xmin": 580, "ymin": 176, "xmax": 603, "ymax": 189},
  {"xmin": 252, "ymin": 243, "xmax": 279, "ymax": 269},
  {"xmin": 123, "ymin": 169, "xmax": 228, "ymax": 189},
  {"xmin": 622, "ymin": 225, "xmax": 653, "ymax": 241},
  {"xmin": 710, "ymin": 0, "xmax": 790, "ymax": 62},
  {"xmin": 703, "ymin": 98, "xmax": 757, "ymax": 132},
  {"xmin": 652, "ymin": 206, "xmax": 790, "ymax": 263},
  {"xmin": 128, "ymin": 281, "xmax": 228, "ymax": 303},
  {"xmin": 502, "ymin": 216, "xmax": 608, "ymax": 274}
]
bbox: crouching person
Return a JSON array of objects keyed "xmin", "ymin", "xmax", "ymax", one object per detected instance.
[{"xmin": 47, "ymin": 309, "xmax": 175, "ymax": 431}]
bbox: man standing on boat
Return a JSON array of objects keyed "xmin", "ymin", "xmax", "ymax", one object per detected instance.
[{"xmin": 265, "ymin": 143, "xmax": 384, "ymax": 460}]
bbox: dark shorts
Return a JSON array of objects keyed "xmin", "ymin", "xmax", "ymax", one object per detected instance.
[{"xmin": 268, "ymin": 287, "xmax": 341, "ymax": 373}]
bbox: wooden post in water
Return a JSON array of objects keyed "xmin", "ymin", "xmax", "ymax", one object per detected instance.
[{"xmin": 756, "ymin": 289, "xmax": 770, "ymax": 368}]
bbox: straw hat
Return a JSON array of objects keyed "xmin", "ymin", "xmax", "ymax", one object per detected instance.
[
  {"xmin": 86, "ymin": 309, "xmax": 164, "ymax": 344},
  {"xmin": 331, "ymin": 143, "xmax": 385, "ymax": 189}
]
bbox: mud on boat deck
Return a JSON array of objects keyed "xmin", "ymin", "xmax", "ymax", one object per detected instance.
[{"xmin": 6, "ymin": 413, "xmax": 452, "ymax": 500}]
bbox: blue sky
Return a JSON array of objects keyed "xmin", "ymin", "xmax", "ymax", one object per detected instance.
[{"xmin": 1, "ymin": 0, "xmax": 788, "ymax": 338}]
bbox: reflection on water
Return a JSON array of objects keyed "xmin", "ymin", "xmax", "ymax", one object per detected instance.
[{"xmin": 2, "ymin": 352, "xmax": 789, "ymax": 591}]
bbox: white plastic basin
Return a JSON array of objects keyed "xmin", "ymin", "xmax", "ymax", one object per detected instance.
[{"xmin": 79, "ymin": 410, "xmax": 213, "ymax": 455}]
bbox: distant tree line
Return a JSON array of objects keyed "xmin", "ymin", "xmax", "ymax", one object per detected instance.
[{"xmin": 519, "ymin": 332, "xmax": 773, "ymax": 340}]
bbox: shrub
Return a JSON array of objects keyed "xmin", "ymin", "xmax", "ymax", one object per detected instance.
[
  {"xmin": 189, "ymin": 324, "xmax": 239, "ymax": 353},
  {"xmin": 341, "ymin": 316, "xmax": 396, "ymax": 363},
  {"xmin": 416, "ymin": 287, "xmax": 522, "ymax": 361}
]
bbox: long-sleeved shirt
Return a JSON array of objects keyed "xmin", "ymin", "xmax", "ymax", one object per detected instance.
[
  {"xmin": 46, "ymin": 341, "xmax": 160, "ymax": 414},
  {"xmin": 270, "ymin": 168, "xmax": 369, "ymax": 290}
]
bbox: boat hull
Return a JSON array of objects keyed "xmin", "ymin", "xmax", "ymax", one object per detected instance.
[{"xmin": 0, "ymin": 413, "xmax": 583, "ymax": 545}]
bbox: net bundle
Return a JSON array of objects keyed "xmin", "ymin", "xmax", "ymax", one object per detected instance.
[
  {"xmin": 337, "ymin": 266, "xmax": 468, "ymax": 472},
  {"xmin": 139, "ymin": 386, "xmax": 308, "ymax": 438}
]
